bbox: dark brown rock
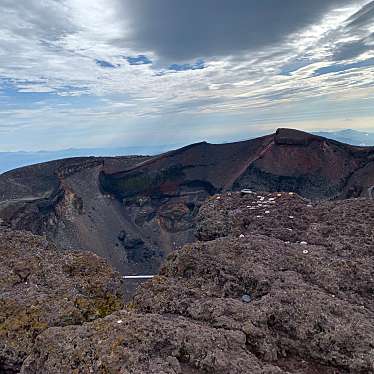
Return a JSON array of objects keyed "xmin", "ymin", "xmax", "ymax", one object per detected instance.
[
  {"xmin": 274, "ymin": 128, "xmax": 317, "ymax": 146},
  {"xmin": 20, "ymin": 193, "xmax": 374, "ymax": 373},
  {"xmin": 0, "ymin": 229, "xmax": 124, "ymax": 373},
  {"xmin": 21, "ymin": 311, "xmax": 284, "ymax": 374},
  {"xmin": 196, "ymin": 192, "xmax": 374, "ymax": 250}
]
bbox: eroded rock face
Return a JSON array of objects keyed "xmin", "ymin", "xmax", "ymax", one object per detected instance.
[
  {"xmin": 21, "ymin": 193, "xmax": 374, "ymax": 373},
  {"xmin": 0, "ymin": 229, "xmax": 124, "ymax": 373},
  {"xmin": 1, "ymin": 130, "xmax": 374, "ymax": 279}
]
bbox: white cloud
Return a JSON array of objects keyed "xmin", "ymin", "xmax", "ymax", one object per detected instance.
[{"xmin": 0, "ymin": 0, "xmax": 373, "ymax": 150}]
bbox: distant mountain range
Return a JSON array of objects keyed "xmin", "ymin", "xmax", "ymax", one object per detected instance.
[
  {"xmin": 0, "ymin": 144, "xmax": 180, "ymax": 174},
  {"xmin": 1, "ymin": 129, "xmax": 373, "ymax": 174},
  {"xmin": 312, "ymin": 129, "xmax": 374, "ymax": 146}
]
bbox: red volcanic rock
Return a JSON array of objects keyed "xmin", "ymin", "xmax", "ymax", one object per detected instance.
[
  {"xmin": 0, "ymin": 130, "xmax": 373, "ymax": 283},
  {"xmin": 274, "ymin": 128, "xmax": 317, "ymax": 145},
  {"xmin": 102, "ymin": 129, "xmax": 374, "ymax": 201},
  {"xmin": 20, "ymin": 193, "xmax": 374, "ymax": 374}
]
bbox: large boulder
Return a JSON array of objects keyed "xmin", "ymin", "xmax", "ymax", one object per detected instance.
[{"xmin": 0, "ymin": 229, "xmax": 124, "ymax": 373}]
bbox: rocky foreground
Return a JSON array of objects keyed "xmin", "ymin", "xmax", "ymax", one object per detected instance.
[
  {"xmin": 0, "ymin": 230, "xmax": 124, "ymax": 373},
  {"xmin": 1, "ymin": 192, "xmax": 374, "ymax": 373}
]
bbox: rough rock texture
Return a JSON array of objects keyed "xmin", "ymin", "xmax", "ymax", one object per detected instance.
[
  {"xmin": 0, "ymin": 229, "xmax": 124, "ymax": 373},
  {"xmin": 21, "ymin": 311, "xmax": 283, "ymax": 374},
  {"xmin": 21, "ymin": 193, "xmax": 374, "ymax": 373},
  {"xmin": 1, "ymin": 129, "xmax": 374, "ymax": 279},
  {"xmin": 196, "ymin": 191, "xmax": 374, "ymax": 249}
]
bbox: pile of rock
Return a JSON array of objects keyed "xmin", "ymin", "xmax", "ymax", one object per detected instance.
[{"xmin": 2, "ymin": 192, "xmax": 374, "ymax": 373}]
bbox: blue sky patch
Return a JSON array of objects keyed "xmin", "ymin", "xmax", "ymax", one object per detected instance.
[
  {"xmin": 127, "ymin": 55, "xmax": 152, "ymax": 65},
  {"xmin": 279, "ymin": 59, "xmax": 312, "ymax": 76},
  {"xmin": 168, "ymin": 59, "xmax": 205, "ymax": 72},
  {"xmin": 0, "ymin": 79, "xmax": 99, "ymax": 109},
  {"xmin": 313, "ymin": 58, "xmax": 374, "ymax": 76},
  {"xmin": 96, "ymin": 60, "xmax": 119, "ymax": 68},
  {"xmin": 0, "ymin": 79, "xmax": 54, "ymax": 105}
]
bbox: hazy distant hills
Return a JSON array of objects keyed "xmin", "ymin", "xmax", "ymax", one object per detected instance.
[
  {"xmin": 1, "ymin": 129, "xmax": 373, "ymax": 174},
  {"xmin": 0, "ymin": 144, "xmax": 179, "ymax": 174},
  {"xmin": 313, "ymin": 129, "xmax": 374, "ymax": 146}
]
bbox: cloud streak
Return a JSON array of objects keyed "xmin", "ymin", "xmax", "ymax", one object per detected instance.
[{"xmin": 0, "ymin": 0, "xmax": 373, "ymax": 150}]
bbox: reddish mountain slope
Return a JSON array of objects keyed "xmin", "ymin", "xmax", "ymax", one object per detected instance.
[
  {"xmin": 0, "ymin": 129, "xmax": 373, "ymax": 278},
  {"xmin": 101, "ymin": 128, "xmax": 374, "ymax": 201}
]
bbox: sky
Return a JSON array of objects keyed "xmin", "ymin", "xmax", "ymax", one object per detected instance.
[{"xmin": 0, "ymin": 0, "xmax": 374, "ymax": 151}]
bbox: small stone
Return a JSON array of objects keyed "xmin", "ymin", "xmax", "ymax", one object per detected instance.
[
  {"xmin": 117, "ymin": 320, "xmax": 123, "ymax": 324},
  {"xmin": 241, "ymin": 189, "xmax": 254, "ymax": 194},
  {"xmin": 256, "ymin": 215, "xmax": 263, "ymax": 218},
  {"xmin": 289, "ymin": 216, "xmax": 294, "ymax": 219},
  {"xmin": 277, "ymin": 193, "xmax": 282, "ymax": 197},
  {"xmin": 241, "ymin": 294, "xmax": 251, "ymax": 303},
  {"xmin": 239, "ymin": 234, "xmax": 245, "ymax": 238},
  {"xmin": 265, "ymin": 211, "xmax": 270, "ymax": 214},
  {"xmin": 289, "ymin": 192, "xmax": 295, "ymax": 196},
  {"xmin": 303, "ymin": 249, "xmax": 309, "ymax": 254},
  {"xmin": 300, "ymin": 241, "xmax": 308, "ymax": 245}
]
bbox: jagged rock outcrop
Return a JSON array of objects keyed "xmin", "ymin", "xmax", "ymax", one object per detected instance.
[
  {"xmin": 0, "ymin": 229, "xmax": 124, "ymax": 373},
  {"xmin": 1, "ymin": 129, "xmax": 374, "ymax": 280},
  {"xmin": 20, "ymin": 193, "xmax": 374, "ymax": 373}
]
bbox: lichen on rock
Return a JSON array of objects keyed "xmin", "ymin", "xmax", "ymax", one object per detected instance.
[{"xmin": 0, "ymin": 228, "xmax": 124, "ymax": 373}]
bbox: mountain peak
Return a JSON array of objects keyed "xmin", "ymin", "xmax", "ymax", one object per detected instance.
[{"xmin": 274, "ymin": 128, "xmax": 318, "ymax": 145}]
